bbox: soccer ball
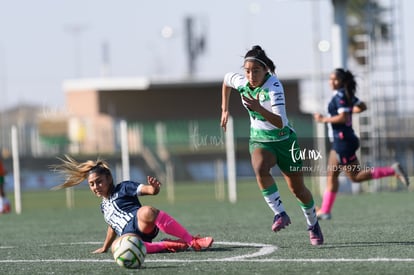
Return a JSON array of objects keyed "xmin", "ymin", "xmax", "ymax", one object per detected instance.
[{"xmin": 111, "ymin": 234, "xmax": 146, "ymax": 269}]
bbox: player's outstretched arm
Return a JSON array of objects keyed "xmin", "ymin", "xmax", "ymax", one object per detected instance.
[
  {"xmin": 140, "ymin": 176, "xmax": 161, "ymax": 195},
  {"xmin": 92, "ymin": 226, "xmax": 117, "ymax": 254},
  {"xmin": 221, "ymin": 82, "xmax": 232, "ymax": 132}
]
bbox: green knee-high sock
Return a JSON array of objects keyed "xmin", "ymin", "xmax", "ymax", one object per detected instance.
[{"xmin": 262, "ymin": 184, "xmax": 286, "ymax": 215}]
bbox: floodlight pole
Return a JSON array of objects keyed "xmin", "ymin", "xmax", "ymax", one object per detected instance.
[
  {"xmin": 64, "ymin": 24, "xmax": 87, "ymax": 78},
  {"xmin": 331, "ymin": 0, "xmax": 349, "ymax": 69},
  {"xmin": 185, "ymin": 16, "xmax": 206, "ymax": 78}
]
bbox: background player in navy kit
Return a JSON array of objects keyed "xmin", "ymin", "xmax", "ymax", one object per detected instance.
[
  {"xmin": 0, "ymin": 158, "xmax": 11, "ymax": 214},
  {"xmin": 314, "ymin": 68, "xmax": 410, "ymax": 220},
  {"xmin": 221, "ymin": 45, "xmax": 323, "ymax": 246},
  {"xmin": 52, "ymin": 156, "xmax": 213, "ymax": 253}
]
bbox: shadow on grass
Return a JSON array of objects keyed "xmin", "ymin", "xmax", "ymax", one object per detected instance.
[
  {"xmin": 320, "ymin": 241, "xmax": 414, "ymax": 249},
  {"xmin": 157, "ymin": 245, "xmax": 255, "ymax": 254}
]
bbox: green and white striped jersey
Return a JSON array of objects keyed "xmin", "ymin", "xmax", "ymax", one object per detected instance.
[{"xmin": 224, "ymin": 72, "xmax": 294, "ymax": 142}]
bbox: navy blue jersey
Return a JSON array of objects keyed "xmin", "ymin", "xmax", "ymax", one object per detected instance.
[
  {"xmin": 327, "ymin": 89, "xmax": 360, "ymax": 140},
  {"xmin": 100, "ymin": 181, "xmax": 143, "ymax": 236}
]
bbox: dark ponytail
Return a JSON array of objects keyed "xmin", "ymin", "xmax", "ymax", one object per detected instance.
[
  {"xmin": 334, "ymin": 68, "xmax": 357, "ymax": 107},
  {"xmin": 244, "ymin": 45, "xmax": 276, "ymax": 74}
]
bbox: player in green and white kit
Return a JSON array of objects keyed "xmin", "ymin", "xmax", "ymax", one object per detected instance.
[{"xmin": 221, "ymin": 45, "xmax": 323, "ymax": 245}]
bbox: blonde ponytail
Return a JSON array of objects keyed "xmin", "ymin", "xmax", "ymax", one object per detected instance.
[{"xmin": 50, "ymin": 155, "xmax": 110, "ymax": 190}]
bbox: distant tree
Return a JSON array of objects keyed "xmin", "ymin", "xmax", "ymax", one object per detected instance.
[{"xmin": 347, "ymin": 0, "xmax": 390, "ymax": 65}]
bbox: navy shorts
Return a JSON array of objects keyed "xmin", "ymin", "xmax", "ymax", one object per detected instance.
[
  {"xmin": 333, "ymin": 135, "xmax": 360, "ymax": 165},
  {"xmin": 122, "ymin": 214, "xmax": 160, "ymax": 242}
]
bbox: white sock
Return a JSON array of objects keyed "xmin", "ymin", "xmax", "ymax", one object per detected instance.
[
  {"xmin": 263, "ymin": 191, "xmax": 286, "ymax": 215},
  {"xmin": 301, "ymin": 206, "xmax": 317, "ymax": 227},
  {"xmin": 0, "ymin": 197, "xmax": 4, "ymax": 212}
]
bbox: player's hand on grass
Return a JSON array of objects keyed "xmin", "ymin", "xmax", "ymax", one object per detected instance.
[{"xmin": 92, "ymin": 247, "xmax": 107, "ymax": 254}]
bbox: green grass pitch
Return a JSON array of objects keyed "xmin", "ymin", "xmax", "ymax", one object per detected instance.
[{"xmin": 0, "ymin": 178, "xmax": 413, "ymax": 274}]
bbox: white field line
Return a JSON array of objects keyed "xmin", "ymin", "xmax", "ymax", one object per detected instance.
[{"xmin": 1, "ymin": 241, "xmax": 414, "ymax": 263}]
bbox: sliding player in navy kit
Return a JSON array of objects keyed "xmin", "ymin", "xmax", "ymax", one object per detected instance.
[{"xmin": 52, "ymin": 156, "xmax": 213, "ymax": 254}]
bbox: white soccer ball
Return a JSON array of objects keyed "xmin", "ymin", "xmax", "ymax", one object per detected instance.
[{"xmin": 111, "ymin": 233, "xmax": 146, "ymax": 269}]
